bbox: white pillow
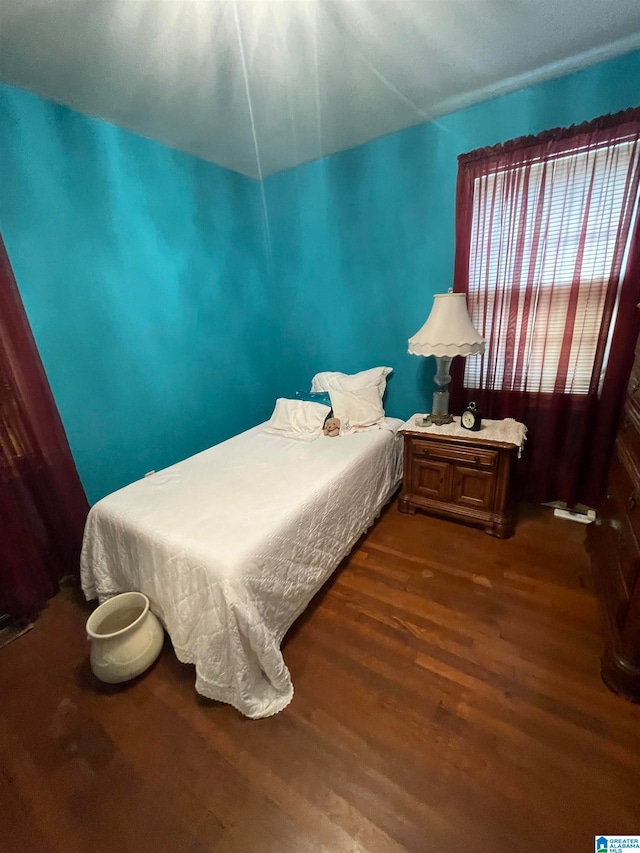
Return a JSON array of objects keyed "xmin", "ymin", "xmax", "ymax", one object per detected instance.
[
  {"xmin": 311, "ymin": 366, "xmax": 392, "ymax": 400},
  {"xmin": 329, "ymin": 386, "xmax": 385, "ymax": 430},
  {"xmin": 264, "ymin": 398, "xmax": 331, "ymax": 441}
]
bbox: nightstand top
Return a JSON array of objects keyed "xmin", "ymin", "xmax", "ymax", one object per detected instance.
[{"xmin": 399, "ymin": 414, "xmax": 527, "ymax": 453}]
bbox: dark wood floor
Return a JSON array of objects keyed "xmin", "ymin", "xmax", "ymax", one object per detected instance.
[{"xmin": 1, "ymin": 501, "xmax": 639, "ymax": 853}]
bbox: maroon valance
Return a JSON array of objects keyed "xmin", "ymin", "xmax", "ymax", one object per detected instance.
[{"xmin": 458, "ymin": 105, "xmax": 640, "ymax": 166}]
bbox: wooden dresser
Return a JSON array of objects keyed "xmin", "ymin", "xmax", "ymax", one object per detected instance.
[
  {"xmin": 587, "ymin": 341, "xmax": 640, "ymax": 700},
  {"xmin": 398, "ymin": 418, "xmax": 520, "ymax": 538}
]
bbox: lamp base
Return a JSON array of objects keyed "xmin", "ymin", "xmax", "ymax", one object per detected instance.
[
  {"xmin": 424, "ymin": 385, "xmax": 453, "ymax": 426},
  {"xmin": 423, "ymin": 412, "xmax": 454, "ymax": 426}
]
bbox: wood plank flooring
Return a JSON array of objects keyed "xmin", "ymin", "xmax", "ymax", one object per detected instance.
[{"xmin": 1, "ymin": 500, "xmax": 639, "ymax": 853}]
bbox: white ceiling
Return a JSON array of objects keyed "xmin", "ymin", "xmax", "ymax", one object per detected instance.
[{"xmin": 1, "ymin": 0, "xmax": 640, "ymax": 179}]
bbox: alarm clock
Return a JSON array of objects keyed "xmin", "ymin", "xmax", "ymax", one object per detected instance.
[{"xmin": 461, "ymin": 401, "xmax": 482, "ymax": 431}]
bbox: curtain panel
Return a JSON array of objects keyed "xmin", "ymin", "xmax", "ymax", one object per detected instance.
[
  {"xmin": 451, "ymin": 108, "xmax": 640, "ymax": 507},
  {"xmin": 0, "ymin": 235, "xmax": 89, "ymax": 617}
]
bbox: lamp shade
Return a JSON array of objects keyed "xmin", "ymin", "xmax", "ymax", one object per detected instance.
[{"xmin": 408, "ymin": 292, "xmax": 485, "ymax": 357}]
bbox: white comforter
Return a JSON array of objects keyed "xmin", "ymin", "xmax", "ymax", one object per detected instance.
[{"xmin": 80, "ymin": 419, "xmax": 403, "ymax": 718}]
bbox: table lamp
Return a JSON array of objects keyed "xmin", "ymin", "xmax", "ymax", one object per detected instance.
[{"xmin": 408, "ymin": 291, "xmax": 485, "ymax": 425}]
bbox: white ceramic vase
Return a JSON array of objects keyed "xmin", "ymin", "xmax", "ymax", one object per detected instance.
[{"xmin": 86, "ymin": 591, "xmax": 164, "ymax": 684}]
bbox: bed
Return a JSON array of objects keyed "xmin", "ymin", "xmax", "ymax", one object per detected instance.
[{"xmin": 80, "ymin": 415, "xmax": 403, "ymax": 718}]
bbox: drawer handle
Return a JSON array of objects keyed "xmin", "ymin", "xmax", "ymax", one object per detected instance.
[
  {"xmin": 631, "ymin": 377, "xmax": 640, "ymax": 393},
  {"xmin": 474, "ymin": 455, "xmax": 480, "ymax": 464},
  {"xmin": 629, "ymin": 491, "xmax": 639, "ymax": 510}
]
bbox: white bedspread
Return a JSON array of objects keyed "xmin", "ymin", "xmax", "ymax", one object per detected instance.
[{"xmin": 80, "ymin": 418, "xmax": 403, "ymax": 718}]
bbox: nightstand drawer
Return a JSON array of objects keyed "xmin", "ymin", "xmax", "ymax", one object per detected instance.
[{"xmin": 410, "ymin": 439, "xmax": 497, "ymax": 470}]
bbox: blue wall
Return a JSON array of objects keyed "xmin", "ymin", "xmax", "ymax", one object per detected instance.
[
  {"xmin": 1, "ymin": 50, "xmax": 639, "ymax": 503},
  {"xmin": 262, "ymin": 49, "xmax": 640, "ymax": 420},
  {"xmin": 0, "ymin": 86, "xmax": 276, "ymax": 503}
]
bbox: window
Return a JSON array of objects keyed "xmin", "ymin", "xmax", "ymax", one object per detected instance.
[{"xmin": 463, "ymin": 130, "xmax": 640, "ymax": 396}]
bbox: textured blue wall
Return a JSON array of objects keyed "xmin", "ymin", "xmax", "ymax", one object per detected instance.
[
  {"xmin": 0, "ymin": 85, "xmax": 275, "ymax": 503},
  {"xmin": 1, "ymin": 50, "xmax": 639, "ymax": 503},
  {"xmin": 262, "ymin": 49, "xmax": 640, "ymax": 421}
]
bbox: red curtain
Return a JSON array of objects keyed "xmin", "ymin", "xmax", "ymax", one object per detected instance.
[
  {"xmin": 0, "ymin": 235, "xmax": 89, "ymax": 617},
  {"xmin": 451, "ymin": 108, "xmax": 640, "ymax": 507}
]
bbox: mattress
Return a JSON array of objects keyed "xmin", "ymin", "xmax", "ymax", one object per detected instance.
[{"xmin": 80, "ymin": 418, "xmax": 404, "ymax": 718}]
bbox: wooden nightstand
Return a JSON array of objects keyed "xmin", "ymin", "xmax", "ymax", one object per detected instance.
[{"xmin": 398, "ymin": 415, "xmax": 523, "ymax": 538}]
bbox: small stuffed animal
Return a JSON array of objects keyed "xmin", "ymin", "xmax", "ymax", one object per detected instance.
[{"xmin": 323, "ymin": 417, "xmax": 341, "ymax": 437}]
